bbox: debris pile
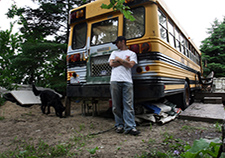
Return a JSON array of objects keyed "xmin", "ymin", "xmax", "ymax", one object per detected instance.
[{"xmin": 136, "ymin": 100, "xmax": 182, "ymax": 125}]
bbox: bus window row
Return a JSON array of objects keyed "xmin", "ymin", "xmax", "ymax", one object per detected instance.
[{"xmin": 158, "ymin": 9, "xmax": 200, "ymax": 66}]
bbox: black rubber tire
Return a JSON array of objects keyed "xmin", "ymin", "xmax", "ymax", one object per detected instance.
[
  {"xmin": 165, "ymin": 81, "xmax": 190, "ymax": 110},
  {"xmin": 182, "ymin": 81, "xmax": 190, "ymax": 110}
]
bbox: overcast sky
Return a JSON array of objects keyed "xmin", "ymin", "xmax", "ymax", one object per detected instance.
[{"xmin": 0, "ymin": 0, "xmax": 224, "ymax": 48}]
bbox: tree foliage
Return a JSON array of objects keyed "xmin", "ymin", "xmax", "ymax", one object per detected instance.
[
  {"xmin": 4, "ymin": 0, "xmax": 92, "ymax": 94},
  {"xmin": 0, "ymin": 23, "xmax": 22, "ymax": 90},
  {"xmin": 101, "ymin": 0, "xmax": 135, "ymax": 21},
  {"xmin": 200, "ymin": 17, "xmax": 225, "ymax": 77}
]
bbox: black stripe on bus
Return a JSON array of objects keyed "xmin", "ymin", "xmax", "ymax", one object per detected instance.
[{"xmin": 137, "ymin": 52, "xmax": 199, "ymax": 74}]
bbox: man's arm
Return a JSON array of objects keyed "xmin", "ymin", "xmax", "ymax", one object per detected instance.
[
  {"xmin": 115, "ymin": 56, "xmax": 136, "ymax": 68},
  {"xmin": 109, "ymin": 59, "xmax": 122, "ymax": 67}
]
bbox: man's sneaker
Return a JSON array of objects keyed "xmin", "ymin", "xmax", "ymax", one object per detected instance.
[
  {"xmin": 125, "ymin": 128, "xmax": 140, "ymax": 136},
  {"xmin": 115, "ymin": 127, "xmax": 124, "ymax": 133}
]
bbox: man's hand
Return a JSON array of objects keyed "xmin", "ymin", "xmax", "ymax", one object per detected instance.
[
  {"xmin": 110, "ymin": 57, "xmax": 122, "ymax": 67},
  {"xmin": 115, "ymin": 56, "xmax": 123, "ymax": 63},
  {"xmin": 125, "ymin": 56, "xmax": 130, "ymax": 61},
  {"xmin": 110, "ymin": 56, "xmax": 135, "ymax": 68}
]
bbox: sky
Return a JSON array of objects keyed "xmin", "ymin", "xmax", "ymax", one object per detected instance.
[{"xmin": 0, "ymin": 0, "xmax": 225, "ymax": 48}]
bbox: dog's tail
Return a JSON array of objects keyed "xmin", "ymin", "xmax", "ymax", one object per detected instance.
[{"xmin": 32, "ymin": 84, "xmax": 41, "ymax": 96}]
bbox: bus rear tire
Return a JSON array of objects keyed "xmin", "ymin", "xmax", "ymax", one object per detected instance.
[
  {"xmin": 166, "ymin": 81, "xmax": 190, "ymax": 110},
  {"xmin": 183, "ymin": 81, "xmax": 190, "ymax": 110}
]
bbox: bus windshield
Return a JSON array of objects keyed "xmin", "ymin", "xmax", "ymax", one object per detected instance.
[{"xmin": 91, "ymin": 18, "xmax": 118, "ymax": 46}]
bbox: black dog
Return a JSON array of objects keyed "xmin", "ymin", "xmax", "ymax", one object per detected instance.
[{"xmin": 32, "ymin": 84, "xmax": 65, "ymax": 118}]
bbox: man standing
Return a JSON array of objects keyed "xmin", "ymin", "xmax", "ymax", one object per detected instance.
[{"xmin": 108, "ymin": 36, "xmax": 140, "ymax": 136}]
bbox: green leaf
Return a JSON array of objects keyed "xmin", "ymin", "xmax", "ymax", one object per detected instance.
[
  {"xmin": 101, "ymin": 0, "xmax": 135, "ymax": 21},
  {"xmin": 181, "ymin": 138, "xmax": 222, "ymax": 158},
  {"xmin": 87, "ymin": 147, "xmax": 99, "ymax": 154}
]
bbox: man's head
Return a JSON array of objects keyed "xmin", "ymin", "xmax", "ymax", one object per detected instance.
[
  {"xmin": 112, "ymin": 36, "xmax": 127, "ymax": 50},
  {"xmin": 112, "ymin": 36, "xmax": 127, "ymax": 45}
]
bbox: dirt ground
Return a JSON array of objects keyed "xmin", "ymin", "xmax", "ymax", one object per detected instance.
[{"xmin": 0, "ymin": 100, "xmax": 222, "ymax": 157}]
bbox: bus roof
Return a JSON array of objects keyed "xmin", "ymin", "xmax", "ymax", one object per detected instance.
[{"xmin": 71, "ymin": 0, "xmax": 200, "ymax": 54}]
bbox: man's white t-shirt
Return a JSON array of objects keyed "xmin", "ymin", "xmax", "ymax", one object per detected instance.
[{"xmin": 108, "ymin": 49, "xmax": 137, "ymax": 83}]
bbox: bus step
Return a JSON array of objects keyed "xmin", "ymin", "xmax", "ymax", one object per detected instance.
[{"xmin": 203, "ymin": 97, "xmax": 222, "ymax": 104}]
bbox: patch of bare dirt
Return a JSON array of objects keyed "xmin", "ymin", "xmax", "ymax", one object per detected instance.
[{"xmin": 0, "ymin": 100, "xmax": 222, "ymax": 157}]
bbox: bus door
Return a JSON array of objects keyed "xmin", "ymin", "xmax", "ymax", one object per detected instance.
[{"xmin": 86, "ymin": 17, "xmax": 119, "ymax": 84}]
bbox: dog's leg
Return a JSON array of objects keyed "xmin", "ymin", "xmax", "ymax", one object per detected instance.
[
  {"xmin": 54, "ymin": 107, "xmax": 63, "ymax": 118},
  {"xmin": 41, "ymin": 105, "xmax": 45, "ymax": 114},
  {"xmin": 46, "ymin": 103, "xmax": 51, "ymax": 115},
  {"xmin": 40, "ymin": 97, "xmax": 47, "ymax": 114},
  {"xmin": 55, "ymin": 111, "xmax": 60, "ymax": 117},
  {"xmin": 56, "ymin": 111, "xmax": 63, "ymax": 118}
]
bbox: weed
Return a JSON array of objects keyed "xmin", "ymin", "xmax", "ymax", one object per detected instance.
[
  {"xmin": 181, "ymin": 125, "xmax": 207, "ymax": 131},
  {"xmin": 149, "ymin": 123, "xmax": 153, "ymax": 130},
  {"xmin": 0, "ymin": 108, "xmax": 5, "ymax": 120},
  {"xmin": 0, "ymin": 138, "xmax": 74, "ymax": 158},
  {"xmin": 214, "ymin": 122, "xmax": 222, "ymax": 132},
  {"xmin": 162, "ymin": 132, "xmax": 174, "ymax": 144},
  {"xmin": 148, "ymin": 138, "xmax": 156, "ymax": 144},
  {"xmin": 138, "ymin": 137, "xmax": 222, "ymax": 158},
  {"xmin": 138, "ymin": 150, "xmax": 173, "ymax": 158},
  {"xmin": 0, "ymin": 97, "xmax": 6, "ymax": 106},
  {"xmin": 79, "ymin": 123, "xmax": 85, "ymax": 131},
  {"xmin": 0, "ymin": 116, "xmax": 5, "ymax": 121},
  {"xmin": 90, "ymin": 123, "xmax": 94, "ymax": 129},
  {"xmin": 23, "ymin": 112, "xmax": 34, "ymax": 116},
  {"xmin": 87, "ymin": 146, "xmax": 99, "ymax": 155},
  {"xmin": 181, "ymin": 138, "xmax": 222, "ymax": 157}
]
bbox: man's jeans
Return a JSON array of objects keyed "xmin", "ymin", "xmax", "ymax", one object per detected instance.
[{"xmin": 110, "ymin": 81, "xmax": 136, "ymax": 131}]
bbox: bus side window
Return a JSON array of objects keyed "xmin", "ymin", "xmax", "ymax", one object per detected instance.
[
  {"xmin": 168, "ymin": 20, "xmax": 176, "ymax": 48},
  {"xmin": 72, "ymin": 22, "xmax": 87, "ymax": 49},
  {"xmin": 175, "ymin": 28, "xmax": 181, "ymax": 52},
  {"xmin": 158, "ymin": 10, "xmax": 168, "ymax": 43}
]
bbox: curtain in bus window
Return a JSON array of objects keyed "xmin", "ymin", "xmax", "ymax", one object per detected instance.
[
  {"xmin": 124, "ymin": 7, "xmax": 144, "ymax": 39},
  {"xmin": 158, "ymin": 10, "xmax": 168, "ymax": 42},
  {"xmin": 72, "ymin": 22, "xmax": 87, "ymax": 49},
  {"xmin": 91, "ymin": 18, "xmax": 118, "ymax": 46}
]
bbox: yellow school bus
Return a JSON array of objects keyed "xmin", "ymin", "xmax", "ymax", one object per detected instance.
[{"xmin": 66, "ymin": 0, "xmax": 202, "ymax": 110}]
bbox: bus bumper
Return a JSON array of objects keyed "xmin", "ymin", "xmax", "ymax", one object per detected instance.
[{"xmin": 67, "ymin": 82, "xmax": 165, "ymax": 101}]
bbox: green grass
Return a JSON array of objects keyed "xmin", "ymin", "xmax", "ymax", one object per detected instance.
[
  {"xmin": 0, "ymin": 132, "xmax": 96, "ymax": 158},
  {"xmin": 181, "ymin": 125, "xmax": 207, "ymax": 131},
  {"xmin": 0, "ymin": 116, "xmax": 5, "ymax": 121},
  {"xmin": 0, "ymin": 139, "xmax": 72, "ymax": 158}
]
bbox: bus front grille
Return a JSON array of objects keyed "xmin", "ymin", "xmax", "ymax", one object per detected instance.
[{"xmin": 90, "ymin": 55, "xmax": 112, "ymax": 77}]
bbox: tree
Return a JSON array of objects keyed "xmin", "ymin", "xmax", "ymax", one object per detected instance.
[
  {"xmin": 6, "ymin": 0, "xmax": 91, "ymax": 94},
  {"xmin": 0, "ymin": 23, "xmax": 22, "ymax": 90},
  {"xmin": 200, "ymin": 17, "xmax": 225, "ymax": 77}
]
